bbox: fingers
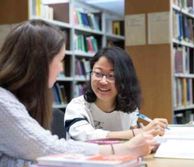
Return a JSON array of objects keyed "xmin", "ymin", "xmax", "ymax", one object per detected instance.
[
  {"xmin": 153, "ymin": 118, "xmax": 168, "ymax": 129},
  {"xmin": 153, "ymin": 118, "xmax": 168, "ymax": 136},
  {"xmin": 143, "ymin": 118, "xmax": 168, "ymax": 136},
  {"xmin": 139, "ymin": 132, "xmax": 157, "ymax": 154},
  {"xmin": 144, "ymin": 128, "xmax": 158, "ymax": 136},
  {"xmin": 143, "ymin": 123, "xmax": 161, "ymax": 136},
  {"xmin": 126, "ymin": 134, "xmax": 154, "ymax": 156},
  {"xmin": 143, "ymin": 132, "xmax": 158, "ymax": 151}
]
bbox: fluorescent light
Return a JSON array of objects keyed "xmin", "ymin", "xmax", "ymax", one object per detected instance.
[
  {"xmin": 84, "ymin": 0, "xmax": 119, "ymax": 3},
  {"xmin": 42, "ymin": 0, "xmax": 69, "ymax": 4}
]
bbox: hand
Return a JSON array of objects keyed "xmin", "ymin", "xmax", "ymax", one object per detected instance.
[
  {"xmin": 143, "ymin": 118, "xmax": 168, "ymax": 136},
  {"xmin": 113, "ymin": 130, "xmax": 157, "ymax": 157},
  {"xmin": 127, "ymin": 130, "xmax": 157, "ymax": 156}
]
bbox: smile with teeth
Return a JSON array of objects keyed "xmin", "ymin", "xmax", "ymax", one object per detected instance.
[{"xmin": 98, "ymin": 87, "xmax": 110, "ymax": 92}]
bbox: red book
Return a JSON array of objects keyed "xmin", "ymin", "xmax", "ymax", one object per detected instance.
[{"xmin": 36, "ymin": 153, "xmax": 142, "ymax": 167}]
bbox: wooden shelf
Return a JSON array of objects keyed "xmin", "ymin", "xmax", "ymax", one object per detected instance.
[{"xmin": 125, "ymin": 0, "xmax": 194, "ymax": 124}]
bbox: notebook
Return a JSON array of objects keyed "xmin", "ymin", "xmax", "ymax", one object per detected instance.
[
  {"xmin": 36, "ymin": 153, "xmax": 142, "ymax": 167},
  {"xmin": 154, "ymin": 125, "xmax": 194, "ymax": 159}
]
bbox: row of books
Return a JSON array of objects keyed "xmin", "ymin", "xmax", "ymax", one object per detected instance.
[
  {"xmin": 74, "ymin": 34, "xmax": 98, "ymax": 53},
  {"xmin": 173, "ymin": 10, "xmax": 194, "ymax": 43},
  {"xmin": 32, "ymin": 0, "xmax": 54, "ymax": 20},
  {"xmin": 73, "ymin": 7, "xmax": 101, "ymax": 31},
  {"xmin": 52, "ymin": 79, "xmax": 88, "ymax": 105},
  {"xmin": 73, "ymin": 83, "xmax": 85, "ymax": 97},
  {"xmin": 174, "ymin": 78, "xmax": 193, "ymax": 108},
  {"xmin": 32, "ymin": 1, "xmax": 101, "ymax": 29},
  {"xmin": 32, "ymin": 1, "xmax": 123, "ymax": 37},
  {"xmin": 174, "ymin": 110, "xmax": 194, "ymax": 124},
  {"xmin": 40, "ymin": 4, "xmax": 54, "ymax": 20},
  {"xmin": 173, "ymin": 46, "xmax": 193, "ymax": 74},
  {"xmin": 52, "ymin": 83, "xmax": 67, "ymax": 105},
  {"xmin": 173, "ymin": 0, "xmax": 194, "ymax": 13},
  {"xmin": 33, "ymin": 0, "xmax": 42, "ymax": 17},
  {"xmin": 75, "ymin": 58, "xmax": 91, "ymax": 77},
  {"xmin": 112, "ymin": 21, "xmax": 124, "ymax": 36}
]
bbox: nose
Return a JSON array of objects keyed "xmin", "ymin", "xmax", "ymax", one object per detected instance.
[{"xmin": 99, "ymin": 75, "xmax": 108, "ymax": 84}]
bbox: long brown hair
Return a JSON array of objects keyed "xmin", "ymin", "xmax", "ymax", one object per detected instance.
[{"xmin": 0, "ymin": 19, "xmax": 66, "ymax": 129}]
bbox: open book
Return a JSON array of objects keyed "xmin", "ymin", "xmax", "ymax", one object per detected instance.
[
  {"xmin": 36, "ymin": 153, "xmax": 142, "ymax": 167},
  {"xmin": 154, "ymin": 125, "xmax": 194, "ymax": 159}
]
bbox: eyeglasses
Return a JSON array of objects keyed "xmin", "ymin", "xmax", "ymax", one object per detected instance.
[{"xmin": 91, "ymin": 71, "xmax": 115, "ymax": 82}]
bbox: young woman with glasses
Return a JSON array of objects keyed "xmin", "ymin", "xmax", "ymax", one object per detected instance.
[{"xmin": 64, "ymin": 47, "xmax": 168, "ymax": 142}]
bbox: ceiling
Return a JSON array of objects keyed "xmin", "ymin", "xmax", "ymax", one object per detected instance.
[{"xmin": 79, "ymin": 0, "xmax": 124, "ymax": 16}]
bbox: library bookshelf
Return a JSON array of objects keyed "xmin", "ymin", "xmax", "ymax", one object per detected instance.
[
  {"xmin": 125, "ymin": 0, "xmax": 194, "ymax": 124},
  {"xmin": 32, "ymin": 0, "xmax": 125, "ymax": 110},
  {"xmin": 0, "ymin": 0, "xmax": 125, "ymax": 110}
]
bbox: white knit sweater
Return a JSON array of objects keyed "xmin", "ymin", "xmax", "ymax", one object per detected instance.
[{"xmin": 0, "ymin": 87, "xmax": 98, "ymax": 167}]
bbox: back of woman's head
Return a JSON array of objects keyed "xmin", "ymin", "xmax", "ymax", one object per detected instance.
[
  {"xmin": 0, "ymin": 19, "xmax": 65, "ymax": 128},
  {"xmin": 84, "ymin": 46, "xmax": 141, "ymax": 113}
]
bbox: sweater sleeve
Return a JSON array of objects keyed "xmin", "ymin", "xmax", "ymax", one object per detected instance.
[
  {"xmin": 64, "ymin": 97, "xmax": 109, "ymax": 141},
  {"xmin": 0, "ymin": 92, "xmax": 99, "ymax": 161}
]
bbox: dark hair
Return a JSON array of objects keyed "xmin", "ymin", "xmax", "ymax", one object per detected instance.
[
  {"xmin": 84, "ymin": 47, "xmax": 141, "ymax": 113},
  {"xmin": 0, "ymin": 19, "xmax": 66, "ymax": 128}
]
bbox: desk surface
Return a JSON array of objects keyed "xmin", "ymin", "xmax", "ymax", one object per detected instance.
[{"xmin": 144, "ymin": 154, "xmax": 194, "ymax": 167}]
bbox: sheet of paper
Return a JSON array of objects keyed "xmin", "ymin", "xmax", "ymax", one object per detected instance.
[
  {"xmin": 125, "ymin": 14, "xmax": 146, "ymax": 46},
  {"xmin": 163, "ymin": 126, "xmax": 194, "ymax": 140},
  {"xmin": 155, "ymin": 139, "xmax": 194, "ymax": 159},
  {"xmin": 147, "ymin": 12, "xmax": 170, "ymax": 44},
  {"xmin": 155, "ymin": 126, "xmax": 194, "ymax": 144}
]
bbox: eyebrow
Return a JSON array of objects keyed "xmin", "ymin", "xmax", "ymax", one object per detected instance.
[{"xmin": 93, "ymin": 67, "xmax": 114, "ymax": 72}]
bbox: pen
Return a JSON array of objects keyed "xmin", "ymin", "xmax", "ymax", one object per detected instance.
[
  {"xmin": 137, "ymin": 113, "xmax": 170, "ymax": 130},
  {"xmin": 137, "ymin": 113, "xmax": 152, "ymax": 123}
]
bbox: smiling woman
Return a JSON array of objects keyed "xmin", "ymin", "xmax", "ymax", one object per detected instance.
[
  {"xmin": 64, "ymin": 46, "xmax": 168, "ymax": 141},
  {"xmin": 64, "ymin": 47, "xmax": 141, "ymax": 141}
]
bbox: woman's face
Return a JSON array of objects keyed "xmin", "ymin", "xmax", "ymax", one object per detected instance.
[
  {"xmin": 91, "ymin": 56, "xmax": 117, "ymax": 103},
  {"xmin": 48, "ymin": 44, "xmax": 66, "ymax": 88}
]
